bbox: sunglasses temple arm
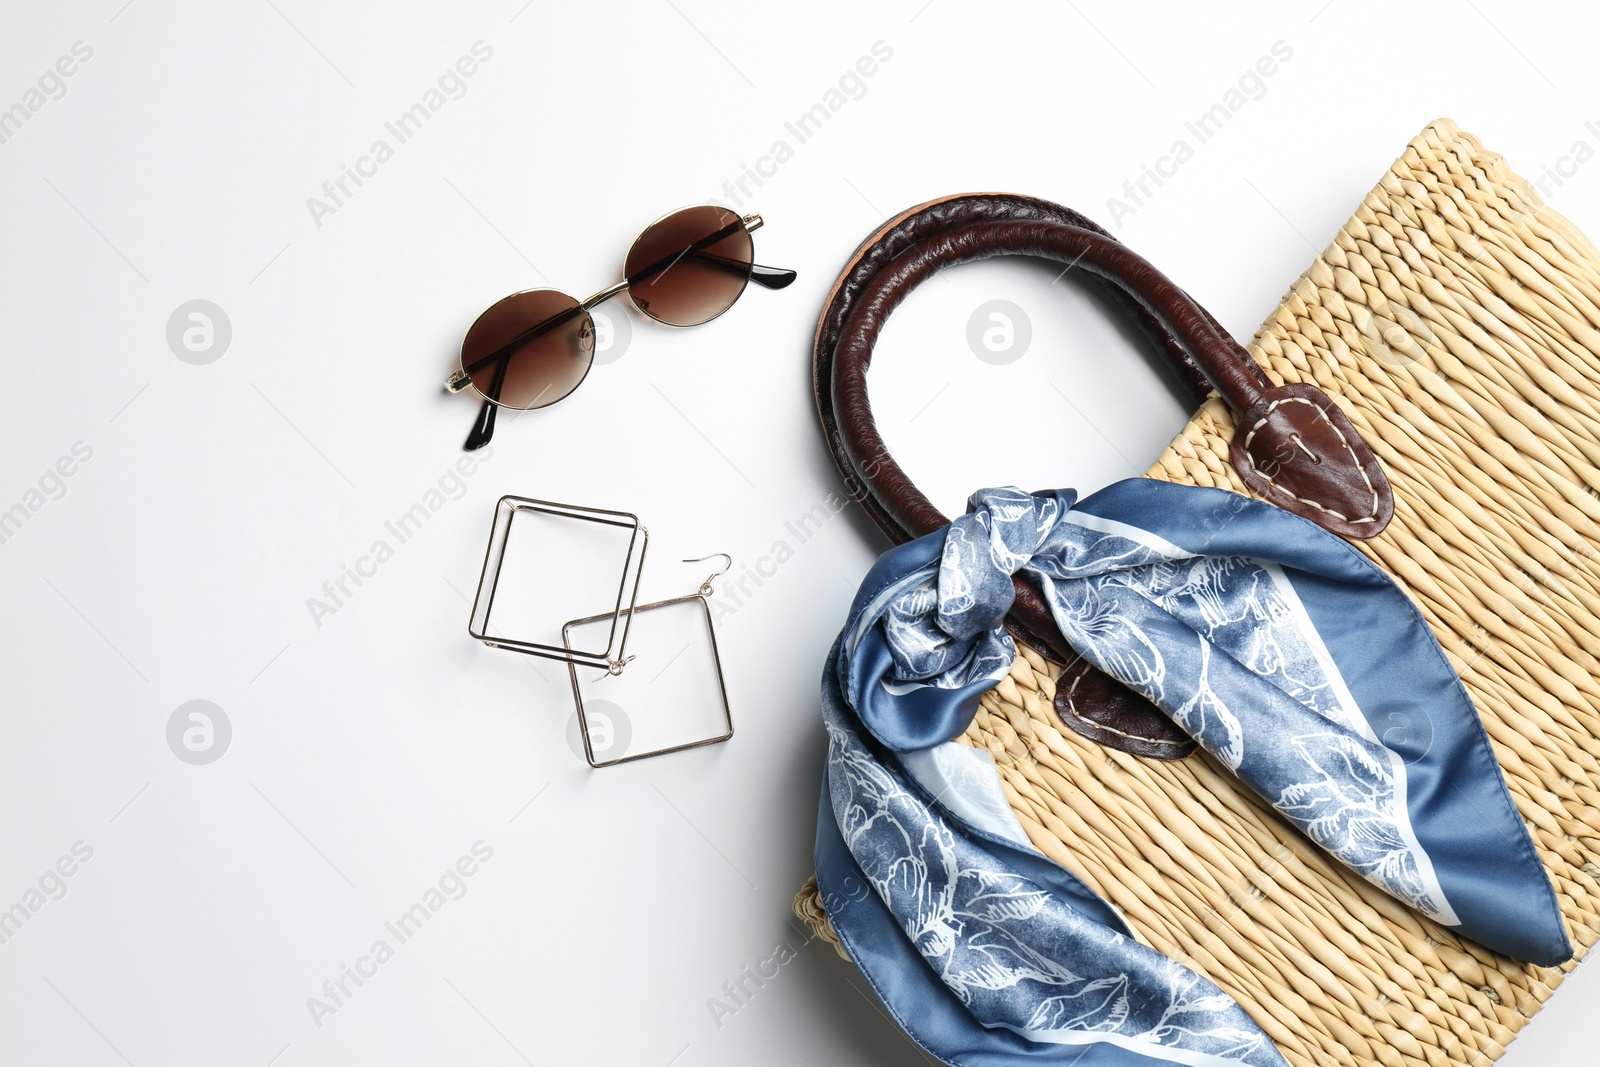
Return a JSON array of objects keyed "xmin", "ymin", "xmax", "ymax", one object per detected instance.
[
  {"xmin": 670, "ymin": 247, "xmax": 797, "ymax": 291},
  {"xmin": 463, "ymin": 344, "xmax": 512, "ymax": 450},
  {"xmin": 622, "ymin": 245, "xmax": 798, "ymax": 297},
  {"xmin": 747, "ymin": 262, "xmax": 797, "ymax": 290},
  {"xmin": 624, "ymin": 220, "xmax": 747, "ymax": 288},
  {"xmin": 464, "ymin": 400, "xmax": 498, "ymax": 451},
  {"xmin": 461, "ymin": 302, "xmax": 589, "ymax": 377}
]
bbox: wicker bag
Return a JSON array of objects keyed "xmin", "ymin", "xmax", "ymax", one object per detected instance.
[{"xmin": 795, "ymin": 119, "xmax": 1600, "ymax": 1066}]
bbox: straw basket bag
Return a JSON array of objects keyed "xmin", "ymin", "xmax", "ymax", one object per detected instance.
[{"xmin": 794, "ymin": 119, "xmax": 1600, "ymax": 1066}]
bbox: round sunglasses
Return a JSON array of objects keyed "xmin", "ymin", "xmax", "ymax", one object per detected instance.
[{"xmin": 445, "ymin": 204, "xmax": 795, "ymax": 450}]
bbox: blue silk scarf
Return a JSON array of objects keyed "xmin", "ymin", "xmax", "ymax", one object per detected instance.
[{"xmin": 815, "ymin": 481, "xmax": 1569, "ymax": 1067}]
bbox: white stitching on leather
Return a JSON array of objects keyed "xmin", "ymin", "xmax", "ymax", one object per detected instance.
[
  {"xmin": 1059, "ymin": 665, "xmax": 1189, "ymax": 749},
  {"xmin": 1240, "ymin": 396, "xmax": 1381, "ymax": 524}
]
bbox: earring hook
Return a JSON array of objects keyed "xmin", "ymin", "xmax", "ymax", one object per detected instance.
[{"xmin": 683, "ymin": 552, "xmax": 732, "ymax": 596}]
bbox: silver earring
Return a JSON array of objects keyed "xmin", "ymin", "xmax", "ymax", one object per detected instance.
[{"xmin": 464, "ymin": 494, "xmax": 733, "ymax": 767}]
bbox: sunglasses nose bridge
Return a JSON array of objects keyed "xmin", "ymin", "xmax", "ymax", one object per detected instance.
[{"xmin": 582, "ymin": 280, "xmax": 630, "ymax": 310}]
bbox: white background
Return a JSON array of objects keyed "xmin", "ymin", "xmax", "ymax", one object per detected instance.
[{"xmin": 2, "ymin": 1, "xmax": 1597, "ymax": 1064}]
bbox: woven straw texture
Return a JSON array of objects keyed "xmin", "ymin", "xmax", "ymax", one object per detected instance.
[{"xmin": 795, "ymin": 119, "xmax": 1600, "ymax": 1066}]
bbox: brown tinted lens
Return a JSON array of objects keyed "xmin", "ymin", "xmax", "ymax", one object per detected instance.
[
  {"xmin": 460, "ymin": 289, "xmax": 594, "ymax": 409},
  {"xmin": 624, "ymin": 206, "xmax": 753, "ymax": 326}
]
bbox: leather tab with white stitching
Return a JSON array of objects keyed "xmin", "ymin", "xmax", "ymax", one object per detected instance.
[{"xmin": 1229, "ymin": 383, "xmax": 1394, "ymax": 540}]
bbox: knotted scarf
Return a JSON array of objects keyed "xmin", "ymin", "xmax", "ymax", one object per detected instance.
[{"xmin": 816, "ymin": 481, "xmax": 1569, "ymax": 1067}]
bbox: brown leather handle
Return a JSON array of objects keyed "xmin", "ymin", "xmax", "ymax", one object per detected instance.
[
  {"xmin": 812, "ymin": 194, "xmax": 1394, "ymax": 759},
  {"xmin": 834, "ymin": 219, "xmax": 1272, "ymax": 526}
]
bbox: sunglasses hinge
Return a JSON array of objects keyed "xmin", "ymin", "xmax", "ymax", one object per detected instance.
[{"xmin": 742, "ymin": 213, "xmax": 764, "ymax": 233}]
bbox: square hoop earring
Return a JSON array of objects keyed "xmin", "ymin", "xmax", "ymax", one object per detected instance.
[
  {"xmin": 561, "ymin": 556, "xmax": 733, "ymax": 768},
  {"xmin": 467, "ymin": 496, "xmax": 648, "ymax": 673}
]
